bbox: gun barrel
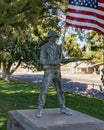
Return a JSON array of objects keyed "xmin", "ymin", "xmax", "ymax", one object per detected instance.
[
  {"xmin": 61, "ymin": 57, "xmax": 92, "ymax": 64},
  {"xmin": 78, "ymin": 58, "xmax": 92, "ymax": 61}
]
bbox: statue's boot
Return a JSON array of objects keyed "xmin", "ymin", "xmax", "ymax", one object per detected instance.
[
  {"xmin": 36, "ymin": 105, "xmax": 43, "ymax": 118},
  {"xmin": 60, "ymin": 105, "xmax": 72, "ymax": 116},
  {"xmin": 36, "ymin": 109, "xmax": 43, "ymax": 118}
]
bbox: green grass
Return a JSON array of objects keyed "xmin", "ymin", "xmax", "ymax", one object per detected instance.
[{"xmin": 0, "ymin": 78, "xmax": 104, "ymax": 130}]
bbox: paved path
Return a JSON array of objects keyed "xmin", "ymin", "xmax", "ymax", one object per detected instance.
[{"xmin": 11, "ymin": 72, "xmax": 104, "ymax": 100}]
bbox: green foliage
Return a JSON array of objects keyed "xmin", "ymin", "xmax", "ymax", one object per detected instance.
[
  {"xmin": 20, "ymin": 34, "xmax": 43, "ymax": 71},
  {"xmin": 0, "ymin": 0, "xmax": 67, "ymax": 76},
  {"xmin": 83, "ymin": 51, "xmax": 103, "ymax": 63},
  {"xmin": 81, "ymin": 30, "xmax": 104, "ymax": 63},
  {"xmin": 63, "ymin": 33, "xmax": 83, "ymax": 57},
  {"xmin": 85, "ymin": 31, "xmax": 104, "ymax": 51},
  {"xmin": 73, "ymin": 29, "xmax": 104, "ymax": 63}
]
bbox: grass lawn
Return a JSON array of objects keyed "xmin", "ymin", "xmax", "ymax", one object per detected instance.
[{"xmin": 0, "ymin": 78, "xmax": 104, "ymax": 130}]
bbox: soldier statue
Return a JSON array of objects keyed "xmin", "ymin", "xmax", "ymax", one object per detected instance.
[
  {"xmin": 36, "ymin": 30, "xmax": 91, "ymax": 118},
  {"xmin": 101, "ymin": 68, "xmax": 104, "ymax": 86}
]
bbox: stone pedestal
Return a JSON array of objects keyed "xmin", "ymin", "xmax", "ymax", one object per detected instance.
[{"xmin": 7, "ymin": 108, "xmax": 104, "ymax": 130}]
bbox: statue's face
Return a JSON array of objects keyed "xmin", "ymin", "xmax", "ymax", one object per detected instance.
[{"xmin": 49, "ymin": 35, "xmax": 58, "ymax": 43}]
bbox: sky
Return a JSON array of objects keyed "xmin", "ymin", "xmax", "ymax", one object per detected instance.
[{"xmin": 58, "ymin": 26, "xmax": 90, "ymax": 48}]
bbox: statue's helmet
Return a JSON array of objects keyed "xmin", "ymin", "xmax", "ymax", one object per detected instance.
[
  {"xmin": 47, "ymin": 30, "xmax": 59, "ymax": 38},
  {"xmin": 101, "ymin": 68, "xmax": 104, "ymax": 72}
]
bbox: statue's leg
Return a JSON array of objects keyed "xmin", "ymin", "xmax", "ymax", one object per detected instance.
[
  {"xmin": 36, "ymin": 70, "xmax": 52, "ymax": 118},
  {"xmin": 53, "ymin": 70, "xmax": 72, "ymax": 116},
  {"xmin": 53, "ymin": 74, "xmax": 65, "ymax": 107}
]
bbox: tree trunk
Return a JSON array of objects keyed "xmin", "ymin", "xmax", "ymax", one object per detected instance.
[
  {"xmin": 2, "ymin": 62, "xmax": 11, "ymax": 82},
  {"xmin": 1, "ymin": 60, "xmax": 22, "ymax": 81}
]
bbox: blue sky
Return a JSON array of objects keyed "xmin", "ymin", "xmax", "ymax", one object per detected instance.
[{"xmin": 58, "ymin": 27, "xmax": 90, "ymax": 48}]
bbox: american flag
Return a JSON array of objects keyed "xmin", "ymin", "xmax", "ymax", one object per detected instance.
[{"xmin": 66, "ymin": 0, "xmax": 104, "ymax": 35}]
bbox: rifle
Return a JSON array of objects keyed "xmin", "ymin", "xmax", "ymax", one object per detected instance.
[{"xmin": 61, "ymin": 57, "xmax": 92, "ymax": 64}]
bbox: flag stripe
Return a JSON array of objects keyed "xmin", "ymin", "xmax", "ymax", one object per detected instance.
[
  {"xmin": 99, "ymin": 0, "xmax": 104, "ymax": 4},
  {"xmin": 66, "ymin": 18, "xmax": 104, "ymax": 33},
  {"xmin": 67, "ymin": 9, "xmax": 104, "ymax": 20},
  {"xmin": 67, "ymin": 16, "xmax": 104, "ymax": 31},
  {"xmin": 67, "ymin": 13, "xmax": 104, "ymax": 25},
  {"xmin": 67, "ymin": 19, "xmax": 104, "ymax": 30},
  {"xmin": 67, "ymin": 5, "xmax": 104, "ymax": 17},
  {"xmin": 99, "ymin": 3, "xmax": 104, "ymax": 8},
  {"xmin": 67, "ymin": 22, "xmax": 103, "ymax": 35},
  {"xmin": 66, "ymin": 0, "xmax": 104, "ymax": 35},
  {"xmin": 67, "ymin": 10, "xmax": 104, "ymax": 22}
]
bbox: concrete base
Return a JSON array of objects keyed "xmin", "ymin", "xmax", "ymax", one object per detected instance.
[{"xmin": 7, "ymin": 108, "xmax": 104, "ymax": 130}]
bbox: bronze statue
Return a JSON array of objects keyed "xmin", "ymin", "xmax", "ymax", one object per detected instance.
[{"xmin": 36, "ymin": 30, "xmax": 91, "ymax": 118}]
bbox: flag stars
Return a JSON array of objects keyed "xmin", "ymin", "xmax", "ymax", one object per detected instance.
[
  {"xmin": 94, "ymin": 5, "xmax": 97, "ymax": 8},
  {"xmin": 88, "ymin": 1, "xmax": 91, "ymax": 4},
  {"xmin": 83, "ymin": 0, "xmax": 86, "ymax": 3},
  {"xmin": 69, "ymin": 0, "xmax": 98, "ymax": 9},
  {"xmin": 71, "ymin": 1, "xmax": 74, "ymax": 5},
  {"xmin": 81, "ymin": 2, "xmax": 83, "ymax": 5},
  {"xmin": 76, "ymin": 2, "xmax": 79, "ymax": 5},
  {"xmin": 90, "ymin": 4, "xmax": 93, "ymax": 7},
  {"xmin": 85, "ymin": 3, "xmax": 88, "ymax": 6}
]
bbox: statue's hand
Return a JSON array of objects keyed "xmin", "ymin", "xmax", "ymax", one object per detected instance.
[
  {"xmin": 88, "ymin": 57, "xmax": 93, "ymax": 60},
  {"xmin": 53, "ymin": 59, "xmax": 61, "ymax": 64}
]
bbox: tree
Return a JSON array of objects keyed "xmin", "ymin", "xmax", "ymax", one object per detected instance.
[
  {"xmin": 0, "ymin": 0, "xmax": 67, "ymax": 81},
  {"xmin": 81, "ymin": 30, "xmax": 104, "ymax": 63},
  {"xmin": 63, "ymin": 33, "xmax": 83, "ymax": 57}
]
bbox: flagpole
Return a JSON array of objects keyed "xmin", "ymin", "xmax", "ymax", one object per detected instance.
[
  {"xmin": 101, "ymin": 36, "xmax": 104, "ymax": 87},
  {"xmin": 59, "ymin": 0, "xmax": 68, "ymax": 46},
  {"xmin": 60, "ymin": 25, "xmax": 67, "ymax": 45},
  {"xmin": 102, "ymin": 37, "xmax": 104, "ymax": 68}
]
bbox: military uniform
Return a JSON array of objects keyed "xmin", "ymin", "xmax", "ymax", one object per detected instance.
[{"xmin": 38, "ymin": 41, "xmax": 65, "ymax": 110}]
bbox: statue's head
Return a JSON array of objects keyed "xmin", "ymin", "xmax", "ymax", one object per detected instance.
[
  {"xmin": 101, "ymin": 68, "xmax": 104, "ymax": 73},
  {"xmin": 47, "ymin": 30, "xmax": 59, "ymax": 38}
]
